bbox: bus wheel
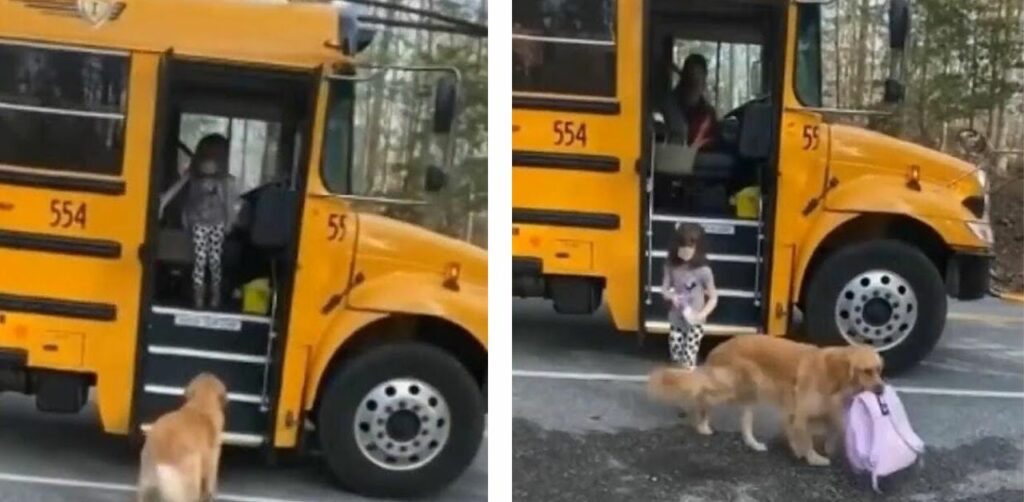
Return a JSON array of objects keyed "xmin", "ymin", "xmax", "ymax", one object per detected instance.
[
  {"xmin": 317, "ymin": 342, "xmax": 484, "ymax": 498},
  {"xmin": 805, "ymin": 239, "xmax": 946, "ymax": 374}
]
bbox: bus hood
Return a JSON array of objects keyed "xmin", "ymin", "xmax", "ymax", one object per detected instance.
[
  {"xmin": 829, "ymin": 124, "xmax": 980, "ymax": 193},
  {"xmin": 354, "ymin": 212, "xmax": 487, "ymax": 288}
]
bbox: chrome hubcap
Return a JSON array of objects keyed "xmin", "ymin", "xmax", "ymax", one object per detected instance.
[
  {"xmin": 354, "ymin": 378, "xmax": 450, "ymax": 471},
  {"xmin": 835, "ymin": 270, "xmax": 918, "ymax": 351}
]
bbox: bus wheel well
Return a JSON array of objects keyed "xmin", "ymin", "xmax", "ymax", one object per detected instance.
[
  {"xmin": 799, "ymin": 214, "xmax": 950, "ymax": 309},
  {"xmin": 313, "ymin": 314, "xmax": 486, "ymax": 414}
]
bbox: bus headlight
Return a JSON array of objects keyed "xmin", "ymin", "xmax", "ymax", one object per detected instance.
[
  {"xmin": 966, "ymin": 221, "xmax": 993, "ymax": 246},
  {"xmin": 976, "ymin": 168, "xmax": 990, "ymax": 221}
]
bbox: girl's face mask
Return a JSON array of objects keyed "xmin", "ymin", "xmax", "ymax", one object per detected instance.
[
  {"xmin": 678, "ymin": 245, "xmax": 696, "ymax": 261},
  {"xmin": 681, "ymin": 72, "xmax": 706, "ymax": 106},
  {"xmin": 199, "ymin": 160, "xmax": 219, "ymax": 176}
]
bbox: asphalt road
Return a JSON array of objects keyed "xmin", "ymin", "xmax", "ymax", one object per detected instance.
[
  {"xmin": 0, "ymin": 395, "xmax": 486, "ymax": 501},
  {"xmin": 512, "ymin": 298, "xmax": 1024, "ymax": 502}
]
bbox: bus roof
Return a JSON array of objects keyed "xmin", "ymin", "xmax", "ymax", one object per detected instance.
[{"xmin": 0, "ymin": 0, "xmax": 349, "ymax": 69}]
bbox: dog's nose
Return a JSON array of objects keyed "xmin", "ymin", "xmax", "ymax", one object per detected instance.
[{"xmin": 872, "ymin": 384, "xmax": 884, "ymax": 395}]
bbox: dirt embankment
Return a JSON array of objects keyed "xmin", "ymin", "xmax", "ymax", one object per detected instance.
[{"xmin": 990, "ymin": 165, "xmax": 1024, "ymax": 294}]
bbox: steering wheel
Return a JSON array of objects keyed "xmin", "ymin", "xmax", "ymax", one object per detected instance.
[{"xmin": 723, "ymin": 93, "xmax": 772, "ymax": 121}]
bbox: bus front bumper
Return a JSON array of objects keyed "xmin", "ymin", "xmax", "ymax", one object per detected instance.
[{"xmin": 945, "ymin": 250, "xmax": 992, "ymax": 300}]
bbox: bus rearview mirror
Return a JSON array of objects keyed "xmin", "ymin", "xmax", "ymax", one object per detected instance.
[
  {"xmin": 888, "ymin": 0, "xmax": 911, "ymax": 50},
  {"xmin": 433, "ymin": 76, "xmax": 458, "ymax": 134},
  {"xmin": 883, "ymin": 79, "xmax": 905, "ymax": 104}
]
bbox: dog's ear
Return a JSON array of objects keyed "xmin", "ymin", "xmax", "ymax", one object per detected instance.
[
  {"xmin": 219, "ymin": 390, "xmax": 228, "ymax": 410},
  {"xmin": 824, "ymin": 350, "xmax": 852, "ymax": 391}
]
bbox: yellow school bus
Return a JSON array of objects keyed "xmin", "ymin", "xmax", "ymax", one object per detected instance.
[
  {"xmin": 512, "ymin": 0, "xmax": 992, "ymax": 373},
  {"xmin": 0, "ymin": 0, "xmax": 485, "ymax": 497}
]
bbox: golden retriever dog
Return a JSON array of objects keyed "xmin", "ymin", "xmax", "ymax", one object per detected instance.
[
  {"xmin": 138, "ymin": 373, "xmax": 228, "ymax": 502},
  {"xmin": 648, "ymin": 336, "xmax": 884, "ymax": 466}
]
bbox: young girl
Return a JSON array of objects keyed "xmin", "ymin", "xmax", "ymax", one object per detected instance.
[
  {"xmin": 183, "ymin": 134, "xmax": 237, "ymax": 310},
  {"xmin": 661, "ymin": 223, "xmax": 719, "ymax": 368}
]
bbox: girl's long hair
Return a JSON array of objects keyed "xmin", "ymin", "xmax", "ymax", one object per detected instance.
[
  {"xmin": 189, "ymin": 134, "xmax": 229, "ymax": 177},
  {"xmin": 667, "ymin": 222, "xmax": 708, "ymax": 268}
]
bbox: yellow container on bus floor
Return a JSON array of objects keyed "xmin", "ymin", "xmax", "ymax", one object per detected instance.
[
  {"xmin": 242, "ymin": 278, "xmax": 271, "ymax": 315},
  {"xmin": 732, "ymin": 186, "xmax": 760, "ymax": 219}
]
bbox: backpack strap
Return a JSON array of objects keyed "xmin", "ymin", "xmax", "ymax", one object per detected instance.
[{"xmin": 881, "ymin": 386, "xmax": 926, "ymax": 454}]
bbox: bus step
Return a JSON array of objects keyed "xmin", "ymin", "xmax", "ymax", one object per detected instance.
[
  {"xmin": 643, "ymin": 320, "xmax": 759, "ymax": 335},
  {"xmin": 645, "ymin": 293, "xmax": 761, "ymax": 326},
  {"xmin": 148, "ymin": 306, "xmax": 271, "ymax": 357},
  {"xmin": 139, "ymin": 424, "xmax": 265, "ymax": 447},
  {"xmin": 648, "ymin": 253, "xmax": 758, "ymax": 292},
  {"xmin": 143, "ymin": 383, "xmax": 263, "ymax": 405},
  {"xmin": 647, "ymin": 285, "xmax": 757, "ymax": 299},
  {"xmin": 143, "ymin": 345, "xmax": 267, "ymax": 395},
  {"xmin": 650, "ymin": 216, "xmax": 760, "ymax": 255},
  {"xmin": 136, "ymin": 388, "xmax": 268, "ymax": 437}
]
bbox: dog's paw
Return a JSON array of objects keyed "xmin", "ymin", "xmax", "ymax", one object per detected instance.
[
  {"xmin": 806, "ymin": 452, "xmax": 831, "ymax": 467},
  {"xmin": 745, "ymin": 439, "xmax": 767, "ymax": 452},
  {"xmin": 695, "ymin": 423, "xmax": 714, "ymax": 436}
]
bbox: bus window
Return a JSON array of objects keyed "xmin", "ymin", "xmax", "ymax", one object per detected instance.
[
  {"xmin": 178, "ymin": 115, "xmax": 285, "ymax": 193},
  {"xmin": 794, "ymin": 3, "xmax": 823, "ymax": 107},
  {"xmin": 321, "ymin": 80, "xmax": 356, "ymax": 194},
  {"xmin": 0, "ymin": 42, "xmax": 128, "ymax": 176},
  {"xmin": 322, "ymin": 71, "xmax": 450, "ymax": 202},
  {"xmin": 669, "ymin": 40, "xmax": 763, "ymax": 115},
  {"xmin": 512, "ymin": 0, "xmax": 617, "ymax": 97}
]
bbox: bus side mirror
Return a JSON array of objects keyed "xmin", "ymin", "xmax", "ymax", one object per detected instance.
[
  {"xmin": 425, "ymin": 164, "xmax": 448, "ymax": 193},
  {"xmin": 433, "ymin": 76, "xmax": 458, "ymax": 134},
  {"xmin": 884, "ymin": 0, "xmax": 911, "ymax": 104},
  {"xmin": 883, "ymin": 79, "xmax": 905, "ymax": 104},
  {"xmin": 888, "ymin": 0, "xmax": 911, "ymax": 51}
]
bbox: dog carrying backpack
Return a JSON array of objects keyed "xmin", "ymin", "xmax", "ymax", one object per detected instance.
[{"xmin": 844, "ymin": 385, "xmax": 925, "ymax": 492}]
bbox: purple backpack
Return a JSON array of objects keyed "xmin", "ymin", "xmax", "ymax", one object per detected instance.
[{"xmin": 845, "ymin": 385, "xmax": 925, "ymax": 492}]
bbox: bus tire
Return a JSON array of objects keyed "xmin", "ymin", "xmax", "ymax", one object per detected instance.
[
  {"xmin": 804, "ymin": 239, "xmax": 946, "ymax": 374},
  {"xmin": 317, "ymin": 342, "xmax": 484, "ymax": 498}
]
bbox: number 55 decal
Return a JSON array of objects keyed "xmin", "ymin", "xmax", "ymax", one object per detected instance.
[
  {"xmin": 802, "ymin": 125, "xmax": 821, "ymax": 150},
  {"xmin": 327, "ymin": 214, "xmax": 348, "ymax": 241}
]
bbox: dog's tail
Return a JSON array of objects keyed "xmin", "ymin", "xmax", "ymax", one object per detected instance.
[
  {"xmin": 153, "ymin": 464, "xmax": 193, "ymax": 502},
  {"xmin": 646, "ymin": 366, "xmax": 711, "ymax": 404}
]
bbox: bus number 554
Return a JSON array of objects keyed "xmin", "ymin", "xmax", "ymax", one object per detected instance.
[{"xmin": 553, "ymin": 120, "xmax": 587, "ymax": 147}]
